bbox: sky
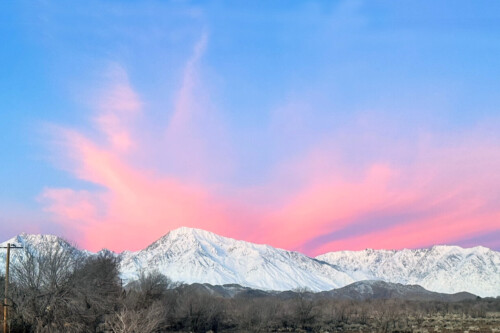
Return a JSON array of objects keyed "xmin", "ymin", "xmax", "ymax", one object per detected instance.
[{"xmin": 1, "ymin": 0, "xmax": 500, "ymax": 255}]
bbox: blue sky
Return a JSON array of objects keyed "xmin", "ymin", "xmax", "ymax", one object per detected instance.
[{"xmin": 1, "ymin": 1, "xmax": 500, "ymax": 253}]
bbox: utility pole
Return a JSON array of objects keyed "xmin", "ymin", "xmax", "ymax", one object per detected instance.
[
  {"xmin": 1, "ymin": 243, "xmax": 23, "ymax": 333},
  {"xmin": 3, "ymin": 243, "xmax": 9, "ymax": 333}
]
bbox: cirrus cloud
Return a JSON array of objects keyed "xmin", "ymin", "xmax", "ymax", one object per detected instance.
[{"xmin": 40, "ymin": 35, "xmax": 500, "ymax": 254}]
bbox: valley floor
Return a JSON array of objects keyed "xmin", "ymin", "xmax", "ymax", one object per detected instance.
[{"xmin": 157, "ymin": 311, "xmax": 500, "ymax": 333}]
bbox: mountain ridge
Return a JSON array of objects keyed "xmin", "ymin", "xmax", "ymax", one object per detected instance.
[
  {"xmin": 3, "ymin": 228, "xmax": 492, "ymax": 256},
  {"xmin": 170, "ymin": 280, "xmax": 479, "ymax": 302},
  {"xmin": 1, "ymin": 227, "xmax": 499, "ymax": 297}
]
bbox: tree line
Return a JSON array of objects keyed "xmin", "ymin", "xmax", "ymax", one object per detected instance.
[{"xmin": 1, "ymin": 242, "xmax": 499, "ymax": 333}]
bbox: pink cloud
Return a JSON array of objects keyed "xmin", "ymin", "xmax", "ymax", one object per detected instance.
[
  {"xmin": 41, "ymin": 119, "xmax": 500, "ymax": 253},
  {"xmin": 94, "ymin": 64, "xmax": 142, "ymax": 153},
  {"xmin": 41, "ymin": 128, "xmax": 242, "ymax": 251},
  {"xmin": 286, "ymin": 132, "xmax": 500, "ymax": 255},
  {"xmin": 312, "ymin": 209, "xmax": 500, "ymax": 255},
  {"xmin": 40, "ymin": 36, "xmax": 500, "ymax": 254},
  {"xmin": 167, "ymin": 30, "xmax": 208, "ymax": 135}
]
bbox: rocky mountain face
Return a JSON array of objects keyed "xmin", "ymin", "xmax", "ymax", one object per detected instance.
[
  {"xmin": 317, "ymin": 246, "xmax": 500, "ymax": 297},
  {"xmin": 1, "ymin": 227, "xmax": 499, "ymax": 297},
  {"xmin": 317, "ymin": 280, "xmax": 477, "ymax": 302},
  {"xmin": 168, "ymin": 280, "xmax": 477, "ymax": 302}
]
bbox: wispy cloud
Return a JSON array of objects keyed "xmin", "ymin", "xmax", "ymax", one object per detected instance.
[
  {"xmin": 94, "ymin": 64, "xmax": 142, "ymax": 153},
  {"xmin": 40, "ymin": 35, "xmax": 500, "ymax": 254}
]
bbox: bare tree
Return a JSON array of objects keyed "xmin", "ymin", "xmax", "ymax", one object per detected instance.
[
  {"xmin": 292, "ymin": 287, "xmax": 316, "ymax": 329},
  {"xmin": 69, "ymin": 251, "xmax": 122, "ymax": 331},
  {"xmin": 105, "ymin": 301, "xmax": 166, "ymax": 333},
  {"xmin": 10, "ymin": 243, "xmax": 121, "ymax": 333},
  {"xmin": 104, "ymin": 271, "xmax": 174, "ymax": 333},
  {"xmin": 174, "ymin": 290, "xmax": 225, "ymax": 333},
  {"xmin": 126, "ymin": 270, "xmax": 173, "ymax": 309},
  {"xmin": 11, "ymin": 242, "xmax": 78, "ymax": 332}
]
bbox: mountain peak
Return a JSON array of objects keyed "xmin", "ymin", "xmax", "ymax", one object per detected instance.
[
  {"xmin": 1, "ymin": 229, "xmax": 498, "ymax": 297},
  {"xmin": 1, "ymin": 233, "xmax": 60, "ymax": 247},
  {"xmin": 167, "ymin": 226, "xmax": 220, "ymax": 239},
  {"xmin": 144, "ymin": 226, "xmax": 222, "ymax": 252},
  {"xmin": 120, "ymin": 226, "xmax": 355, "ymax": 291}
]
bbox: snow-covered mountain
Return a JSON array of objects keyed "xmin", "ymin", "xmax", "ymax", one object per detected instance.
[
  {"xmin": 118, "ymin": 227, "xmax": 354, "ymax": 291},
  {"xmin": 317, "ymin": 246, "xmax": 500, "ymax": 297},
  {"xmin": 1, "ymin": 227, "xmax": 499, "ymax": 297}
]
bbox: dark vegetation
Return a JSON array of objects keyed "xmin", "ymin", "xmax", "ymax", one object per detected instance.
[{"xmin": 1, "ymin": 244, "xmax": 499, "ymax": 333}]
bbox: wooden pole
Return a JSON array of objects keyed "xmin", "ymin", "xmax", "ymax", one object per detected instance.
[{"xmin": 3, "ymin": 243, "xmax": 10, "ymax": 333}]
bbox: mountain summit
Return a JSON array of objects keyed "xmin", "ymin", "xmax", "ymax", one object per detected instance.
[
  {"xmin": 119, "ymin": 226, "xmax": 354, "ymax": 291},
  {"xmin": 1, "ymin": 227, "xmax": 499, "ymax": 297}
]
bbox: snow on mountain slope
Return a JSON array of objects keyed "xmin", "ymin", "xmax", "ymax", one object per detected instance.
[
  {"xmin": 1, "ymin": 233, "xmax": 77, "ymax": 251},
  {"xmin": 0, "ymin": 233, "xmax": 86, "ymax": 275},
  {"xmin": 118, "ymin": 227, "xmax": 354, "ymax": 291},
  {"xmin": 316, "ymin": 246, "xmax": 500, "ymax": 297},
  {"xmin": 1, "ymin": 228, "xmax": 499, "ymax": 297}
]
